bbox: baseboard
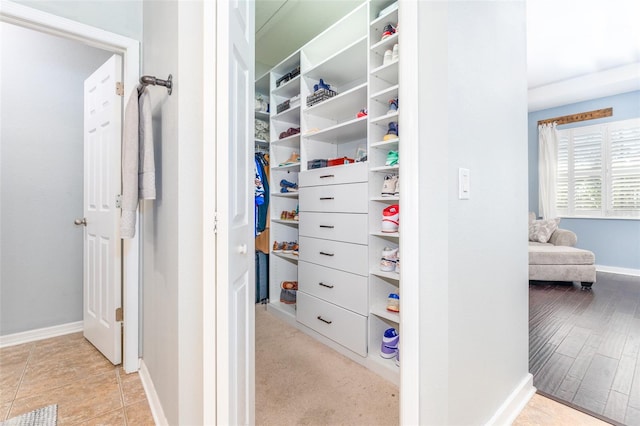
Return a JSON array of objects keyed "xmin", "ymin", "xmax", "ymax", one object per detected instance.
[
  {"xmin": 485, "ymin": 374, "xmax": 535, "ymax": 426},
  {"xmin": 0, "ymin": 321, "xmax": 83, "ymax": 348},
  {"xmin": 139, "ymin": 360, "xmax": 169, "ymax": 426},
  {"xmin": 596, "ymin": 265, "xmax": 640, "ymax": 277}
]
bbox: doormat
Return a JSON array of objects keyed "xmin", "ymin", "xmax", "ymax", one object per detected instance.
[{"xmin": 0, "ymin": 405, "xmax": 57, "ymax": 426}]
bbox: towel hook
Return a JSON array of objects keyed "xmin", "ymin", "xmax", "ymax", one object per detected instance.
[{"xmin": 139, "ymin": 74, "xmax": 172, "ymax": 95}]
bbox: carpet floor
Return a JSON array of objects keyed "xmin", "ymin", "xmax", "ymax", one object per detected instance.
[{"xmin": 255, "ymin": 305, "xmax": 400, "ymax": 425}]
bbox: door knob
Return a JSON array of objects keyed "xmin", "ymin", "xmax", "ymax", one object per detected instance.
[{"xmin": 74, "ymin": 218, "xmax": 87, "ymax": 226}]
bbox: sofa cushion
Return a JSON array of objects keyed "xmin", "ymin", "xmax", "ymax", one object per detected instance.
[
  {"xmin": 529, "ymin": 217, "xmax": 561, "ymax": 243},
  {"xmin": 529, "ymin": 245, "xmax": 595, "ymax": 265}
]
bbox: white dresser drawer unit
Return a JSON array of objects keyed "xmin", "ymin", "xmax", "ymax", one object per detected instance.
[
  {"xmin": 299, "ymin": 183, "xmax": 368, "ymax": 213},
  {"xmin": 299, "ymin": 162, "xmax": 368, "ymax": 187},
  {"xmin": 296, "ymin": 292, "xmax": 367, "ymax": 357},
  {"xmin": 298, "ymin": 212, "xmax": 368, "ymax": 244},
  {"xmin": 299, "ymin": 236, "xmax": 368, "ymax": 276},
  {"xmin": 298, "ymin": 261, "xmax": 368, "ymax": 315}
]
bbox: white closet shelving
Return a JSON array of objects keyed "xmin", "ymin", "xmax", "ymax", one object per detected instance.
[
  {"xmin": 367, "ymin": 0, "xmax": 400, "ymax": 380},
  {"xmin": 264, "ymin": 0, "xmax": 401, "ymax": 385},
  {"xmin": 268, "ymin": 51, "xmax": 301, "ymax": 316}
]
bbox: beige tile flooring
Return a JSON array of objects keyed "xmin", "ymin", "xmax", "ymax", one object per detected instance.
[
  {"xmin": 1, "ymin": 331, "xmax": 607, "ymax": 425},
  {"xmin": 0, "ymin": 332, "xmax": 154, "ymax": 425}
]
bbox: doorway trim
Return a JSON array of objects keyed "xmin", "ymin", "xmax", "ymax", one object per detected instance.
[{"xmin": 1, "ymin": 0, "xmax": 141, "ymax": 373}]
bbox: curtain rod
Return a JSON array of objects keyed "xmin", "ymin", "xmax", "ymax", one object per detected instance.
[{"xmin": 538, "ymin": 107, "xmax": 612, "ymax": 126}]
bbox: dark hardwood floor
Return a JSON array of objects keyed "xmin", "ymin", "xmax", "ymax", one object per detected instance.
[{"xmin": 530, "ymin": 272, "xmax": 640, "ymax": 426}]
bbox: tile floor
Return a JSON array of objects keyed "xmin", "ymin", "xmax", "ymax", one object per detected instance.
[{"xmin": 0, "ymin": 332, "xmax": 154, "ymax": 425}]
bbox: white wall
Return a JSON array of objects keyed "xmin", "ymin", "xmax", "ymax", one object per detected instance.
[
  {"xmin": 416, "ymin": 1, "xmax": 530, "ymax": 423},
  {"xmin": 141, "ymin": 2, "xmax": 204, "ymax": 424},
  {"xmin": 13, "ymin": 0, "xmax": 142, "ymax": 41},
  {"xmin": 0, "ymin": 22, "xmax": 113, "ymax": 335}
]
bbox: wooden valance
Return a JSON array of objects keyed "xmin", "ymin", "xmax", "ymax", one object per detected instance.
[{"xmin": 538, "ymin": 107, "xmax": 613, "ymax": 126}]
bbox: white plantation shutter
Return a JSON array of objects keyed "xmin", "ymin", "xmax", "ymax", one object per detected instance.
[
  {"xmin": 555, "ymin": 117, "xmax": 640, "ymax": 218},
  {"xmin": 608, "ymin": 121, "xmax": 640, "ymax": 215}
]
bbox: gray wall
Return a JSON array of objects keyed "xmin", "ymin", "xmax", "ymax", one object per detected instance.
[
  {"xmin": 13, "ymin": 0, "xmax": 142, "ymax": 41},
  {"xmin": 528, "ymin": 91, "xmax": 640, "ymax": 269},
  {"xmin": 417, "ymin": 2, "xmax": 529, "ymax": 423},
  {"xmin": 0, "ymin": 23, "xmax": 113, "ymax": 335},
  {"xmin": 142, "ymin": 2, "xmax": 203, "ymax": 424}
]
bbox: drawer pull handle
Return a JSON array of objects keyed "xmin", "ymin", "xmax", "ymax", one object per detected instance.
[
  {"xmin": 319, "ymin": 174, "xmax": 335, "ymax": 179},
  {"xmin": 319, "ymin": 197, "xmax": 334, "ymax": 200},
  {"xmin": 319, "ymin": 225, "xmax": 335, "ymax": 229},
  {"xmin": 319, "ymin": 251, "xmax": 334, "ymax": 257},
  {"xmin": 317, "ymin": 316, "xmax": 333, "ymax": 324},
  {"xmin": 319, "ymin": 282, "xmax": 334, "ymax": 289}
]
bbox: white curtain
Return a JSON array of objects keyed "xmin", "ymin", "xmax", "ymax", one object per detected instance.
[{"xmin": 538, "ymin": 122, "xmax": 559, "ymax": 219}]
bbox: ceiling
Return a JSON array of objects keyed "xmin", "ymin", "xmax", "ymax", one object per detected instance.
[{"xmin": 256, "ymin": 0, "xmax": 640, "ymax": 91}]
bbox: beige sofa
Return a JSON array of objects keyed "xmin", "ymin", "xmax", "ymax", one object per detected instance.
[{"xmin": 528, "ymin": 214, "xmax": 596, "ymax": 289}]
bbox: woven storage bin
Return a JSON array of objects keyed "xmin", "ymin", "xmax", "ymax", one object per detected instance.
[{"xmin": 306, "ymin": 89, "xmax": 337, "ymax": 107}]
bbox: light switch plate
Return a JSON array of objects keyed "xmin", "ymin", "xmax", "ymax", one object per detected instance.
[{"xmin": 459, "ymin": 168, "xmax": 470, "ymax": 200}]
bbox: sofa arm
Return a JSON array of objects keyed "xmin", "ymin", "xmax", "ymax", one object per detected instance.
[{"xmin": 549, "ymin": 228, "xmax": 577, "ymax": 247}]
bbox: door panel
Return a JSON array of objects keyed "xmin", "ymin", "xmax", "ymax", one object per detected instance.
[
  {"xmin": 216, "ymin": 0, "xmax": 255, "ymax": 424},
  {"xmin": 83, "ymin": 54, "xmax": 122, "ymax": 365}
]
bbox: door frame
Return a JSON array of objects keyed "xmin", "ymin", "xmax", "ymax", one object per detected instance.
[{"xmin": 1, "ymin": 1, "xmax": 141, "ymax": 373}]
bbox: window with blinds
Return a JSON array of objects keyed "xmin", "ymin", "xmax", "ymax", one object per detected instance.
[{"xmin": 556, "ymin": 117, "xmax": 640, "ymax": 218}]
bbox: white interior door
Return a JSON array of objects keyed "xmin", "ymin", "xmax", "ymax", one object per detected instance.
[
  {"xmin": 82, "ymin": 54, "xmax": 123, "ymax": 365},
  {"xmin": 216, "ymin": 0, "xmax": 255, "ymax": 424}
]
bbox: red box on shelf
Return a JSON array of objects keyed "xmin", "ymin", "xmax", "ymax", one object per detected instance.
[{"xmin": 327, "ymin": 157, "xmax": 355, "ymax": 166}]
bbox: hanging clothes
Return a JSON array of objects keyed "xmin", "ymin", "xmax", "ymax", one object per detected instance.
[{"xmin": 255, "ymin": 153, "xmax": 270, "ymax": 254}]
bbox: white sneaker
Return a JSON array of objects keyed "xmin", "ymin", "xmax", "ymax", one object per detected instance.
[
  {"xmin": 380, "ymin": 246, "xmax": 398, "ymax": 272},
  {"xmin": 381, "ymin": 174, "xmax": 398, "ymax": 197},
  {"xmin": 392, "ymin": 43, "xmax": 399, "ymax": 62},
  {"xmin": 383, "ymin": 49, "xmax": 393, "ymax": 66},
  {"xmin": 382, "ymin": 205, "xmax": 400, "ymax": 233}
]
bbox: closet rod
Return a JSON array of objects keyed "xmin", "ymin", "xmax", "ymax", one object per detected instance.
[
  {"xmin": 139, "ymin": 74, "xmax": 173, "ymax": 95},
  {"xmin": 538, "ymin": 107, "xmax": 612, "ymax": 126}
]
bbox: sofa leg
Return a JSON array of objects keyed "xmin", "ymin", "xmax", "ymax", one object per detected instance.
[{"xmin": 581, "ymin": 282, "xmax": 593, "ymax": 290}]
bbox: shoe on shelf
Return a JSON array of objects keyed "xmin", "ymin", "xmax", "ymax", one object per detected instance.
[
  {"xmin": 283, "ymin": 241, "xmax": 296, "ymax": 254},
  {"xmin": 281, "ymin": 280, "xmax": 298, "ymax": 290},
  {"xmin": 280, "ymin": 179, "xmax": 298, "ymax": 193},
  {"xmin": 380, "ymin": 327, "xmax": 399, "ymax": 359},
  {"xmin": 387, "ymin": 293, "xmax": 400, "ymax": 313},
  {"xmin": 395, "ymin": 250, "xmax": 400, "ymax": 273},
  {"xmin": 380, "ymin": 246, "xmax": 398, "ymax": 272},
  {"xmin": 280, "ymin": 288, "xmax": 297, "ymax": 304},
  {"xmin": 383, "ymin": 121, "xmax": 398, "ymax": 141},
  {"xmin": 313, "ymin": 78, "xmax": 331, "ymax": 92},
  {"xmin": 291, "ymin": 242, "xmax": 299, "ymax": 256},
  {"xmin": 394, "ymin": 176, "xmax": 400, "ymax": 197},
  {"xmin": 383, "ymin": 49, "xmax": 393, "ymax": 66},
  {"xmin": 280, "ymin": 186, "xmax": 298, "ymax": 193},
  {"xmin": 357, "ymin": 109, "xmax": 368, "ymax": 118},
  {"xmin": 381, "ymin": 174, "xmax": 398, "ymax": 197},
  {"xmin": 392, "ymin": 43, "xmax": 399, "ymax": 62},
  {"xmin": 272, "ymin": 241, "xmax": 284, "ymax": 253},
  {"xmin": 279, "ymin": 152, "xmax": 300, "ymax": 166},
  {"xmin": 381, "ymin": 23, "xmax": 396, "ymax": 40},
  {"xmin": 388, "ymin": 97, "xmax": 398, "ymax": 113},
  {"xmin": 382, "ymin": 204, "xmax": 400, "ymax": 233},
  {"xmin": 386, "ymin": 150, "xmax": 399, "ymax": 166}
]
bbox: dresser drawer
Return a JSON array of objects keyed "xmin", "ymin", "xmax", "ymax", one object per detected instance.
[
  {"xmin": 299, "ymin": 212, "xmax": 368, "ymax": 244},
  {"xmin": 299, "ymin": 236, "xmax": 368, "ymax": 276},
  {"xmin": 296, "ymin": 292, "xmax": 367, "ymax": 357},
  {"xmin": 299, "ymin": 183, "xmax": 367, "ymax": 213},
  {"xmin": 299, "ymin": 261, "xmax": 368, "ymax": 315},
  {"xmin": 300, "ymin": 162, "xmax": 368, "ymax": 187}
]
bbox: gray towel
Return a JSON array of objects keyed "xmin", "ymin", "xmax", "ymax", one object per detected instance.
[{"xmin": 121, "ymin": 87, "xmax": 155, "ymax": 239}]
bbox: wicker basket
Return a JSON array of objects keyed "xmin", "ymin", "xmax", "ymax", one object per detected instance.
[{"xmin": 306, "ymin": 88, "xmax": 338, "ymax": 107}]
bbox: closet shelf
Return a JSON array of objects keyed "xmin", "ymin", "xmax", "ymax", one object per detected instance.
[
  {"xmin": 255, "ymin": 110, "xmax": 270, "ymax": 121},
  {"xmin": 272, "ymin": 162, "xmax": 301, "ymax": 171},
  {"xmin": 271, "ymin": 74, "xmax": 301, "ymax": 98},
  {"xmin": 271, "ymin": 192, "xmax": 299, "ymax": 198},
  {"xmin": 370, "ymin": 33, "xmax": 399, "ymax": 57},
  {"xmin": 271, "ymin": 134, "xmax": 300, "ymax": 146},
  {"xmin": 370, "ymin": 60, "xmax": 398, "ymax": 85},
  {"xmin": 303, "ymin": 116, "xmax": 367, "ymax": 143},
  {"xmin": 370, "ymin": 230, "xmax": 400, "ymax": 238},
  {"xmin": 370, "ymin": 196, "xmax": 400, "ymax": 202},
  {"xmin": 303, "ymin": 83, "xmax": 367, "ymax": 120},
  {"xmin": 370, "ymin": 270, "xmax": 400, "ymax": 281},
  {"xmin": 370, "ymin": 85, "xmax": 399, "ymax": 105},
  {"xmin": 271, "ymin": 219, "xmax": 299, "ymax": 226},
  {"xmin": 370, "ymin": 111, "xmax": 399, "ymax": 126},
  {"xmin": 370, "ymin": 5, "xmax": 398, "ymax": 30},
  {"xmin": 303, "ymin": 36, "xmax": 368, "ymax": 85},
  {"xmin": 370, "ymin": 304, "xmax": 400, "ymax": 323},
  {"xmin": 370, "ymin": 165, "xmax": 399, "ymax": 173},
  {"xmin": 273, "ymin": 252, "xmax": 299, "ymax": 262},
  {"xmin": 271, "ymin": 105, "xmax": 301, "ymax": 123},
  {"xmin": 370, "ymin": 138, "xmax": 399, "ymax": 149}
]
